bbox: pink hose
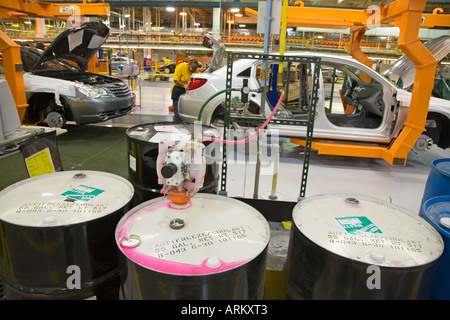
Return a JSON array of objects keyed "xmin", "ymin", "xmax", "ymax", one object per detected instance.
[{"xmin": 202, "ymin": 90, "xmax": 285, "ymax": 145}]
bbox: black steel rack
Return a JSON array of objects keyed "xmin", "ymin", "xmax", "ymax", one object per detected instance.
[{"xmin": 220, "ymin": 52, "xmax": 321, "ymax": 199}]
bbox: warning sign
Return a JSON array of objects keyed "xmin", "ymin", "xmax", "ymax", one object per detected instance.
[
  {"xmin": 335, "ymin": 216, "xmax": 383, "ymax": 235},
  {"xmin": 61, "ymin": 185, "xmax": 105, "ymax": 202},
  {"xmin": 24, "ymin": 147, "xmax": 55, "ymax": 177}
]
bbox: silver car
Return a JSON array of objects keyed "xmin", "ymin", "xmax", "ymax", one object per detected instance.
[
  {"xmin": 20, "ymin": 22, "xmax": 135, "ymax": 127},
  {"xmin": 179, "ymin": 38, "xmax": 450, "ymax": 153}
]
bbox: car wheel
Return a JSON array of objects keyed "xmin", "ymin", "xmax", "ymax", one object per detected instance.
[
  {"xmin": 210, "ymin": 105, "xmax": 224, "ymax": 127},
  {"xmin": 411, "ymin": 134, "xmax": 433, "ymax": 153},
  {"xmin": 46, "ymin": 111, "xmax": 66, "ymax": 128}
]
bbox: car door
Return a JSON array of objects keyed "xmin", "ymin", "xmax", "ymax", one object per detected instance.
[
  {"xmin": 268, "ymin": 56, "xmax": 398, "ymax": 144},
  {"xmin": 317, "ymin": 57, "xmax": 398, "ymax": 143},
  {"xmin": 246, "ymin": 60, "xmax": 282, "ymax": 115}
]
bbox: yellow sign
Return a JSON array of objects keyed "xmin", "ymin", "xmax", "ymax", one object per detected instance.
[
  {"xmin": 281, "ymin": 221, "xmax": 292, "ymax": 230},
  {"xmin": 24, "ymin": 148, "xmax": 55, "ymax": 177}
]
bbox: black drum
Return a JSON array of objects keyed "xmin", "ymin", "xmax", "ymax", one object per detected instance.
[
  {"xmin": 126, "ymin": 122, "xmax": 220, "ymax": 204},
  {"xmin": 116, "ymin": 194, "xmax": 270, "ymax": 300},
  {"xmin": 283, "ymin": 194, "xmax": 443, "ymax": 300},
  {"xmin": 0, "ymin": 171, "xmax": 134, "ymax": 300}
]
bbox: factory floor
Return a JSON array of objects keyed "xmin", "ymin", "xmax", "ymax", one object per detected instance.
[
  {"xmin": 119, "ymin": 76, "xmax": 450, "ymax": 215},
  {"xmin": 2, "ymin": 76, "xmax": 443, "ymax": 215},
  {"xmin": 111, "ymin": 77, "xmax": 450, "ymax": 299},
  {"xmin": 1, "ymin": 75, "xmax": 449, "ymax": 300}
]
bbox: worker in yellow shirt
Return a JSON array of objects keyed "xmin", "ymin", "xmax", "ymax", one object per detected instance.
[{"xmin": 170, "ymin": 59, "xmax": 199, "ymax": 121}]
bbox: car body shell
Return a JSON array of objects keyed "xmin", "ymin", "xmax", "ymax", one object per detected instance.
[
  {"xmin": 20, "ymin": 22, "xmax": 135, "ymax": 126},
  {"xmin": 22, "ymin": 70, "xmax": 135, "ymax": 124},
  {"xmin": 179, "ymin": 51, "xmax": 450, "ymax": 149}
]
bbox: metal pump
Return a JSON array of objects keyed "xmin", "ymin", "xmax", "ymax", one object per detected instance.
[{"xmin": 156, "ymin": 137, "xmax": 206, "ymax": 206}]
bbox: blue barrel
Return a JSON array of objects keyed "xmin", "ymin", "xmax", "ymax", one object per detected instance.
[
  {"xmin": 422, "ymin": 158, "xmax": 450, "ymax": 204},
  {"xmin": 420, "ymin": 196, "xmax": 450, "ymax": 300}
]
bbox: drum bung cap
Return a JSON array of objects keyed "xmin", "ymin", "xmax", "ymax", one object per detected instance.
[{"xmin": 440, "ymin": 217, "xmax": 450, "ymax": 229}]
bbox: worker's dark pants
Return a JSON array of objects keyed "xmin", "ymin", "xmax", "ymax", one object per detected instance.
[{"xmin": 171, "ymin": 85, "xmax": 185, "ymax": 122}]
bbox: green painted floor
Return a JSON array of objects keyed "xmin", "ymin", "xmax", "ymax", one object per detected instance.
[{"xmin": 0, "ymin": 124, "xmax": 129, "ymax": 192}]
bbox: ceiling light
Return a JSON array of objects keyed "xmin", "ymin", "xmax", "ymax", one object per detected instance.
[
  {"xmin": 231, "ymin": 8, "xmax": 240, "ymax": 13},
  {"xmin": 235, "ymin": 13, "xmax": 243, "ymax": 17},
  {"xmin": 179, "ymin": 12, "xmax": 187, "ymax": 16},
  {"xmin": 166, "ymin": 7, "xmax": 175, "ymax": 12},
  {"xmin": 124, "ymin": 14, "xmax": 130, "ymax": 18}
]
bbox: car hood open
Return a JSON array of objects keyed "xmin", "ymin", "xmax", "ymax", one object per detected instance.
[
  {"xmin": 382, "ymin": 35, "xmax": 450, "ymax": 89},
  {"xmin": 33, "ymin": 21, "xmax": 109, "ymax": 70}
]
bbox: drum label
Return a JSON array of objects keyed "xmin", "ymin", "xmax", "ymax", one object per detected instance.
[
  {"xmin": 152, "ymin": 226, "xmax": 249, "ymax": 260},
  {"xmin": 61, "ymin": 185, "xmax": 105, "ymax": 202},
  {"xmin": 335, "ymin": 216, "xmax": 383, "ymax": 235}
]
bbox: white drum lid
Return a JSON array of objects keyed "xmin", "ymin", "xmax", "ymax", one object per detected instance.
[
  {"xmin": 116, "ymin": 194, "xmax": 270, "ymax": 275},
  {"xmin": 0, "ymin": 171, "xmax": 134, "ymax": 227},
  {"xmin": 292, "ymin": 194, "xmax": 444, "ymax": 268}
]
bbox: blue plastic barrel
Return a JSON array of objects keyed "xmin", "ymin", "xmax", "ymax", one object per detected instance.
[
  {"xmin": 420, "ymin": 196, "xmax": 450, "ymax": 300},
  {"xmin": 422, "ymin": 158, "xmax": 450, "ymax": 205}
]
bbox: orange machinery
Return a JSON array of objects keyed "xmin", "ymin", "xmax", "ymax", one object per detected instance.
[
  {"xmin": 246, "ymin": 0, "xmax": 450, "ymax": 165},
  {"xmin": 0, "ymin": 0, "xmax": 110, "ymax": 123}
]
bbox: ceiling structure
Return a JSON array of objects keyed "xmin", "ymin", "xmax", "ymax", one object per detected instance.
[{"xmin": 105, "ymin": 0, "xmax": 450, "ymax": 30}]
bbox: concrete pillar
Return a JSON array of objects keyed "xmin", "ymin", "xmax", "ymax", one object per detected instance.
[
  {"xmin": 35, "ymin": 18, "xmax": 47, "ymax": 38},
  {"xmin": 212, "ymin": 8, "xmax": 221, "ymax": 40}
]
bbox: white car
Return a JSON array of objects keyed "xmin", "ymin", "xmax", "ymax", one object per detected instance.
[
  {"xmin": 20, "ymin": 22, "xmax": 135, "ymax": 127},
  {"xmin": 179, "ymin": 38, "xmax": 450, "ymax": 153}
]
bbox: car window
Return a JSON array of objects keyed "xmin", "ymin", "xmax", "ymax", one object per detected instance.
[
  {"xmin": 279, "ymin": 62, "xmax": 315, "ymax": 111},
  {"xmin": 208, "ymin": 46, "xmax": 225, "ymax": 73},
  {"xmin": 237, "ymin": 66, "xmax": 251, "ymax": 77},
  {"xmin": 321, "ymin": 62, "xmax": 385, "ymax": 128},
  {"xmin": 253, "ymin": 61, "xmax": 316, "ymax": 110}
]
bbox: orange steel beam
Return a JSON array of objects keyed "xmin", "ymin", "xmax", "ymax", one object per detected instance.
[
  {"xmin": 290, "ymin": 139, "xmax": 387, "ymax": 159},
  {"xmin": 379, "ymin": 0, "xmax": 438, "ymax": 165},
  {"xmin": 348, "ymin": 26, "xmax": 373, "ymax": 83},
  {"xmin": 245, "ymin": 6, "xmax": 370, "ymax": 29},
  {"xmin": 0, "ymin": 30, "xmax": 28, "ymax": 121},
  {"xmin": 0, "ymin": 8, "xmax": 28, "ymax": 21},
  {"xmin": 0, "ymin": 0, "xmax": 110, "ymax": 20},
  {"xmin": 245, "ymin": 3, "xmax": 450, "ymax": 29}
]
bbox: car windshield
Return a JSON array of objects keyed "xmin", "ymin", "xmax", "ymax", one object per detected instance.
[
  {"xmin": 209, "ymin": 46, "xmax": 225, "ymax": 73},
  {"xmin": 21, "ymin": 47, "xmax": 80, "ymax": 73}
]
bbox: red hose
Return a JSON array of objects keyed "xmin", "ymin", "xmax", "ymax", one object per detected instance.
[{"xmin": 202, "ymin": 90, "xmax": 285, "ymax": 145}]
